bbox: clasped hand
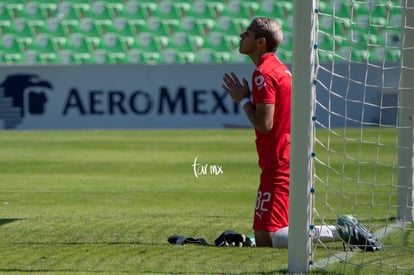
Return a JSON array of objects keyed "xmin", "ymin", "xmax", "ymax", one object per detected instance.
[{"xmin": 222, "ymin": 72, "xmax": 250, "ymax": 104}]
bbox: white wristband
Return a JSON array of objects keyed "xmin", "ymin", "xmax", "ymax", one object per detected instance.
[{"xmin": 239, "ymin": 98, "xmax": 251, "ymax": 107}]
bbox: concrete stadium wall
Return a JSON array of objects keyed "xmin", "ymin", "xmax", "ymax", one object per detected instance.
[{"xmin": 0, "ymin": 63, "xmax": 399, "ymax": 130}]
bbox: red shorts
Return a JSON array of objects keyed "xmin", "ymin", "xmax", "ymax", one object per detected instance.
[{"xmin": 253, "ymin": 174, "xmax": 289, "ymax": 232}]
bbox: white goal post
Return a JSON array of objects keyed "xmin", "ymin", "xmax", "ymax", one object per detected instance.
[
  {"xmin": 397, "ymin": 0, "xmax": 414, "ymax": 223},
  {"xmin": 289, "ymin": 0, "xmax": 414, "ymax": 273},
  {"xmin": 288, "ymin": 0, "xmax": 316, "ymax": 273}
]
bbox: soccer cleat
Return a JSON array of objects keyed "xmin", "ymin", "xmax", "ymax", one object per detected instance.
[{"xmin": 336, "ymin": 215, "xmax": 383, "ymax": 252}]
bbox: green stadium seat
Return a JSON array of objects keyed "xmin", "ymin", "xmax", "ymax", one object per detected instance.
[
  {"xmin": 224, "ymin": 35, "xmax": 240, "ymax": 51},
  {"xmin": 166, "ymin": 32, "xmax": 203, "ymax": 53},
  {"xmin": 194, "ymin": 18, "xmax": 216, "ymax": 36},
  {"xmin": 37, "ymin": 17, "xmax": 69, "ymax": 48},
  {"xmin": 136, "ymin": 17, "xmax": 171, "ymax": 37},
  {"xmin": 150, "ymin": 1, "xmax": 182, "ymax": 35},
  {"xmin": 125, "ymin": 49, "xmax": 141, "ymax": 64},
  {"xmin": 342, "ymin": 39, "xmax": 376, "ymax": 62},
  {"xmin": 277, "ymin": 49, "xmax": 292, "ymax": 63},
  {"xmin": 335, "ymin": 46, "xmax": 351, "ymax": 61},
  {"xmin": 353, "ymin": 32, "xmax": 379, "ymax": 46},
  {"xmin": 15, "ymin": 1, "xmax": 46, "ymax": 27},
  {"xmin": 371, "ymin": 16, "xmax": 388, "ymax": 28},
  {"xmin": 152, "ymin": 0, "xmax": 180, "ymax": 19},
  {"xmin": 4, "ymin": 18, "xmax": 35, "ymax": 48},
  {"xmin": 35, "ymin": 0, "xmax": 58, "ymax": 8},
  {"xmin": 130, "ymin": 48, "xmax": 184, "ymax": 64},
  {"xmin": 136, "ymin": 0, "xmax": 162, "ymax": 3},
  {"xmin": 135, "ymin": 0, "xmax": 157, "ymax": 18},
  {"xmin": 56, "ymin": 2, "xmax": 83, "ymax": 28},
  {"xmin": 383, "ymin": 29, "xmax": 400, "ymax": 48},
  {"xmin": 187, "ymin": 0, "xmax": 219, "ymax": 19},
  {"xmin": 102, "ymin": 0, "xmax": 124, "ymax": 17},
  {"xmin": 84, "ymin": 1, "xmax": 113, "ymax": 27},
  {"xmin": 103, "ymin": 17, "xmax": 136, "ymax": 46},
  {"xmin": 197, "ymin": 48, "xmax": 230, "ymax": 63},
  {"xmin": 201, "ymin": 31, "xmax": 241, "ymax": 63},
  {"xmin": 317, "ymin": 50, "xmax": 335, "ymax": 63},
  {"xmin": 133, "ymin": 32, "xmax": 168, "ymax": 53},
  {"xmin": 60, "ymin": 33, "xmax": 93, "ymax": 64},
  {"xmin": 120, "ymin": 19, "xmax": 144, "ymax": 38},
  {"xmin": 389, "ymin": 4, "xmax": 403, "ymax": 25},
  {"xmin": 284, "ymin": 15, "xmax": 293, "ymax": 33},
  {"xmin": 361, "ymin": 19, "xmax": 387, "ymax": 40},
  {"xmin": 353, "ymin": 2, "xmax": 370, "ymax": 18},
  {"xmin": 241, "ymin": 1, "xmax": 260, "ymax": 18},
  {"xmin": 318, "ymin": 14, "xmax": 333, "ymax": 34},
  {"xmin": 317, "ymin": 32, "xmax": 335, "ymax": 51},
  {"xmin": 116, "ymin": 1, "xmax": 147, "ymax": 35},
  {"xmin": 94, "ymin": 33, "xmax": 129, "ymax": 64},
  {"xmin": 117, "ymin": 1, "xmax": 147, "ymax": 20},
  {"xmin": 180, "ymin": 52, "xmax": 198, "ymax": 63},
  {"xmin": 367, "ymin": 46, "xmax": 383, "ymax": 63},
  {"xmin": 317, "ymin": 1, "xmax": 331, "ymax": 15},
  {"xmin": 2, "ymin": 1, "xmax": 24, "ymax": 18},
  {"xmin": 353, "ymin": 14, "xmax": 370, "ymax": 31},
  {"xmin": 334, "ymin": 35, "xmax": 351, "ymax": 50},
  {"xmin": 333, "ymin": 2, "xmax": 354, "ymax": 19},
  {"xmin": 161, "ymin": 48, "xmax": 181, "ymax": 64},
  {"xmin": 170, "ymin": 16, "xmax": 204, "ymax": 37},
  {"xmin": 72, "ymin": 18, "xmax": 103, "ymax": 48},
  {"xmin": 235, "ymin": 17, "xmax": 250, "ymax": 33},
  {"xmin": 65, "ymin": 0, "xmax": 90, "ymax": 14},
  {"xmin": 219, "ymin": 0, "xmax": 249, "ymax": 18},
  {"xmin": 1, "ymin": 0, "xmax": 25, "ymax": 7},
  {"xmin": 385, "ymin": 48, "xmax": 400, "ymax": 62},
  {"xmin": 276, "ymin": 1, "xmax": 293, "ymax": 15},
  {"xmin": 228, "ymin": 49, "xmax": 248, "ymax": 63},
  {"xmin": 205, "ymin": 1, "xmax": 225, "ymax": 19},
  {"xmin": 281, "ymin": 30, "xmax": 293, "ymax": 50},
  {"xmin": 193, "ymin": 49, "xmax": 208, "ymax": 64},
  {"xmin": 35, "ymin": 0, "xmax": 58, "ymax": 19},
  {"xmin": 94, "ymin": 49, "xmax": 130, "ymax": 64},
  {"xmin": 202, "ymin": 31, "xmax": 233, "ymax": 52},
  {"xmin": 370, "ymin": 17, "xmax": 391, "ymax": 37},
  {"xmin": 172, "ymin": 2, "xmax": 191, "ymax": 18},
  {"xmin": 25, "ymin": 33, "xmax": 59, "ymax": 64},
  {"xmin": 351, "ymin": 48, "xmax": 369, "ymax": 62},
  {"xmin": 161, "ymin": 48, "xmax": 196, "ymax": 64},
  {"xmin": 0, "ymin": 0, "xmax": 401, "ymax": 65},
  {"xmin": 90, "ymin": 50, "xmax": 111, "ymax": 64},
  {"xmin": 334, "ymin": 18, "xmax": 352, "ymax": 35},
  {"xmin": 56, "ymin": 50, "xmax": 78, "ymax": 64},
  {"xmin": 253, "ymin": 0, "xmax": 285, "ymax": 19},
  {"xmin": 389, "ymin": 13, "xmax": 402, "ymax": 29},
  {"xmin": 0, "ymin": 34, "xmax": 24, "ymax": 63},
  {"xmin": 211, "ymin": 16, "xmax": 249, "ymax": 35},
  {"xmin": 371, "ymin": 4, "xmax": 389, "ymax": 18},
  {"xmin": 140, "ymin": 51, "xmax": 161, "ymax": 64},
  {"xmin": 0, "ymin": 3, "xmax": 12, "ymax": 31}
]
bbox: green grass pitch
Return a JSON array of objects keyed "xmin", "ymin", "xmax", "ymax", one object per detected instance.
[{"xmin": 0, "ymin": 129, "xmax": 412, "ymax": 274}]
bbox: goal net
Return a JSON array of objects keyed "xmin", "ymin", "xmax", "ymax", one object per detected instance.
[{"xmin": 290, "ymin": 0, "xmax": 414, "ymax": 273}]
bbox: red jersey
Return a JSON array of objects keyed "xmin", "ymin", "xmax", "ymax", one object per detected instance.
[
  {"xmin": 252, "ymin": 53, "xmax": 291, "ymax": 232},
  {"xmin": 252, "ymin": 53, "xmax": 291, "ymax": 184}
]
